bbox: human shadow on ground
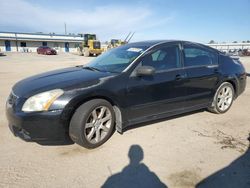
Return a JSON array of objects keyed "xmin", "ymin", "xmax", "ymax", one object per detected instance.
[
  {"xmin": 196, "ymin": 134, "xmax": 250, "ymax": 188},
  {"xmin": 102, "ymin": 145, "xmax": 167, "ymax": 188}
]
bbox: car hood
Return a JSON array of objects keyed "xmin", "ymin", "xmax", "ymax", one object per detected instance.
[{"xmin": 13, "ymin": 66, "xmax": 116, "ymax": 98}]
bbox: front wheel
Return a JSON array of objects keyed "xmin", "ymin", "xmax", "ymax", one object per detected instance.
[
  {"xmin": 208, "ymin": 82, "xmax": 234, "ymax": 114},
  {"xmin": 69, "ymin": 99, "xmax": 115, "ymax": 148}
]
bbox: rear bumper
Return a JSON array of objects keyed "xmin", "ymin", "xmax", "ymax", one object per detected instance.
[
  {"xmin": 6, "ymin": 106, "xmax": 71, "ymax": 144},
  {"xmin": 46, "ymin": 51, "xmax": 57, "ymax": 55},
  {"xmin": 237, "ymin": 73, "xmax": 247, "ymax": 97}
]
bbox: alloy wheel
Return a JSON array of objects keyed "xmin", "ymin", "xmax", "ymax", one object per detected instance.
[
  {"xmin": 84, "ymin": 106, "xmax": 112, "ymax": 144},
  {"xmin": 217, "ymin": 85, "xmax": 233, "ymax": 111}
]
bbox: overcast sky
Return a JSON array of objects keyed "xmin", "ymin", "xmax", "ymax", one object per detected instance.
[{"xmin": 0, "ymin": 0, "xmax": 249, "ymax": 42}]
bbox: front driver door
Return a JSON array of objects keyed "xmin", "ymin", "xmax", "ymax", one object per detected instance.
[{"xmin": 125, "ymin": 43, "xmax": 187, "ymax": 124}]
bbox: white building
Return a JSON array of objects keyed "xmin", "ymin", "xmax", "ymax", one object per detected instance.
[
  {"xmin": 207, "ymin": 42, "xmax": 250, "ymax": 51},
  {"xmin": 0, "ymin": 31, "xmax": 84, "ymax": 53}
]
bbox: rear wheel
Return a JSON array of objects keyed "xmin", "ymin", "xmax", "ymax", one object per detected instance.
[
  {"xmin": 69, "ymin": 99, "xmax": 115, "ymax": 148},
  {"xmin": 208, "ymin": 82, "xmax": 234, "ymax": 114}
]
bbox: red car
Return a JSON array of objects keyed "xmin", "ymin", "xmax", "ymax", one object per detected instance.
[{"xmin": 37, "ymin": 46, "xmax": 57, "ymax": 55}]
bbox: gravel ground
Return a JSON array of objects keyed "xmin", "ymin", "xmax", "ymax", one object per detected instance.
[{"xmin": 0, "ymin": 52, "xmax": 249, "ymax": 188}]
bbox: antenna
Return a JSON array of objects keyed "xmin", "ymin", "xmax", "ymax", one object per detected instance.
[{"xmin": 64, "ymin": 22, "xmax": 67, "ymax": 35}]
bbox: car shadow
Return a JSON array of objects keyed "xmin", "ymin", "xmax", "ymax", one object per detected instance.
[
  {"xmin": 196, "ymin": 134, "xmax": 250, "ymax": 188},
  {"xmin": 101, "ymin": 145, "xmax": 167, "ymax": 188},
  {"xmin": 36, "ymin": 109, "xmax": 206, "ymax": 146},
  {"xmin": 36, "ymin": 138, "xmax": 74, "ymax": 146},
  {"xmin": 123, "ymin": 109, "xmax": 205, "ymax": 132}
]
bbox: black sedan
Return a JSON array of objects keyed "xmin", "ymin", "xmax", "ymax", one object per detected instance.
[{"xmin": 6, "ymin": 40, "xmax": 247, "ymax": 148}]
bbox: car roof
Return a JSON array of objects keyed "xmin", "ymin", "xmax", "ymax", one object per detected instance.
[
  {"xmin": 127, "ymin": 40, "xmax": 175, "ymax": 47},
  {"xmin": 128, "ymin": 40, "xmax": 220, "ymax": 53}
]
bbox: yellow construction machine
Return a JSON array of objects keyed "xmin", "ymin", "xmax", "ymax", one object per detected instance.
[
  {"xmin": 78, "ymin": 34, "xmax": 103, "ymax": 56},
  {"xmin": 108, "ymin": 32, "xmax": 135, "ymax": 49}
]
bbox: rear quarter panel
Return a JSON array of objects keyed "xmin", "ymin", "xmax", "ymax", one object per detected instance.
[{"xmin": 219, "ymin": 54, "xmax": 247, "ymax": 97}]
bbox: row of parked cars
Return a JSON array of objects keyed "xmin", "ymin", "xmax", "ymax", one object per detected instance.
[
  {"xmin": 37, "ymin": 46, "xmax": 57, "ymax": 55},
  {"xmin": 220, "ymin": 49, "xmax": 250, "ymax": 56}
]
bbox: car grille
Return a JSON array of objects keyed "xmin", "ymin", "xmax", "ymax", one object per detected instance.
[{"xmin": 8, "ymin": 92, "xmax": 18, "ymax": 105}]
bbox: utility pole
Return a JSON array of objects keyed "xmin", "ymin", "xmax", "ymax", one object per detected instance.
[
  {"xmin": 64, "ymin": 22, "xmax": 67, "ymax": 35},
  {"xmin": 15, "ymin": 33, "xmax": 18, "ymax": 52}
]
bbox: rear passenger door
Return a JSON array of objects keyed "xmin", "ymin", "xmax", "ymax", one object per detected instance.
[{"xmin": 182, "ymin": 42, "xmax": 219, "ymax": 107}]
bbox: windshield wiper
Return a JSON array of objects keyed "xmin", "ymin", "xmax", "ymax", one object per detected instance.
[
  {"xmin": 82, "ymin": 66, "xmax": 120, "ymax": 74},
  {"xmin": 82, "ymin": 66, "xmax": 101, "ymax": 72}
]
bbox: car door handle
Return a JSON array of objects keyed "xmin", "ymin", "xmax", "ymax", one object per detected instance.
[
  {"xmin": 175, "ymin": 74, "xmax": 186, "ymax": 80},
  {"xmin": 206, "ymin": 65, "xmax": 219, "ymax": 73},
  {"xmin": 206, "ymin": 65, "xmax": 218, "ymax": 68}
]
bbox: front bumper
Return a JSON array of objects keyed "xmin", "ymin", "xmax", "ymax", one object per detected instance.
[{"xmin": 6, "ymin": 105, "xmax": 72, "ymax": 144}]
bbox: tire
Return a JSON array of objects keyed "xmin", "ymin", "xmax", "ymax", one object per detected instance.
[
  {"xmin": 69, "ymin": 99, "xmax": 115, "ymax": 149},
  {"xmin": 208, "ymin": 82, "xmax": 235, "ymax": 114}
]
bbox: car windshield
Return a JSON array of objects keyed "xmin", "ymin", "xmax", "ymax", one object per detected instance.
[{"xmin": 85, "ymin": 45, "xmax": 149, "ymax": 73}]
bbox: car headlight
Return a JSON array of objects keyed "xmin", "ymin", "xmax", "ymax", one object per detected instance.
[{"xmin": 22, "ymin": 89, "xmax": 64, "ymax": 112}]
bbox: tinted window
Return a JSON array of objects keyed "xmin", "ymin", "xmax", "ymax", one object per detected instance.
[
  {"xmin": 141, "ymin": 45, "xmax": 180, "ymax": 71},
  {"xmin": 184, "ymin": 44, "xmax": 218, "ymax": 67}
]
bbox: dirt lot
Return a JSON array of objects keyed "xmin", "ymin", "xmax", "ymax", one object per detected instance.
[{"xmin": 0, "ymin": 52, "xmax": 249, "ymax": 188}]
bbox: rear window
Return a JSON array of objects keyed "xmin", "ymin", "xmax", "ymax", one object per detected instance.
[{"xmin": 184, "ymin": 44, "xmax": 218, "ymax": 67}]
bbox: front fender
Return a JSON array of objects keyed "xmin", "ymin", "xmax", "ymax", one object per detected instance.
[{"xmin": 50, "ymin": 88, "xmax": 126, "ymax": 131}]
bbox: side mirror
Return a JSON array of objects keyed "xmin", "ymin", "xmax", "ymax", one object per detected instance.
[{"xmin": 136, "ymin": 66, "xmax": 155, "ymax": 76}]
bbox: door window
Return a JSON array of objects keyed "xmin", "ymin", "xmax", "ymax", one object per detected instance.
[
  {"xmin": 183, "ymin": 44, "xmax": 218, "ymax": 67},
  {"xmin": 20, "ymin": 42, "xmax": 26, "ymax": 47},
  {"xmin": 141, "ymin": 45, "xmax": 180, "ymax": 71}
]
